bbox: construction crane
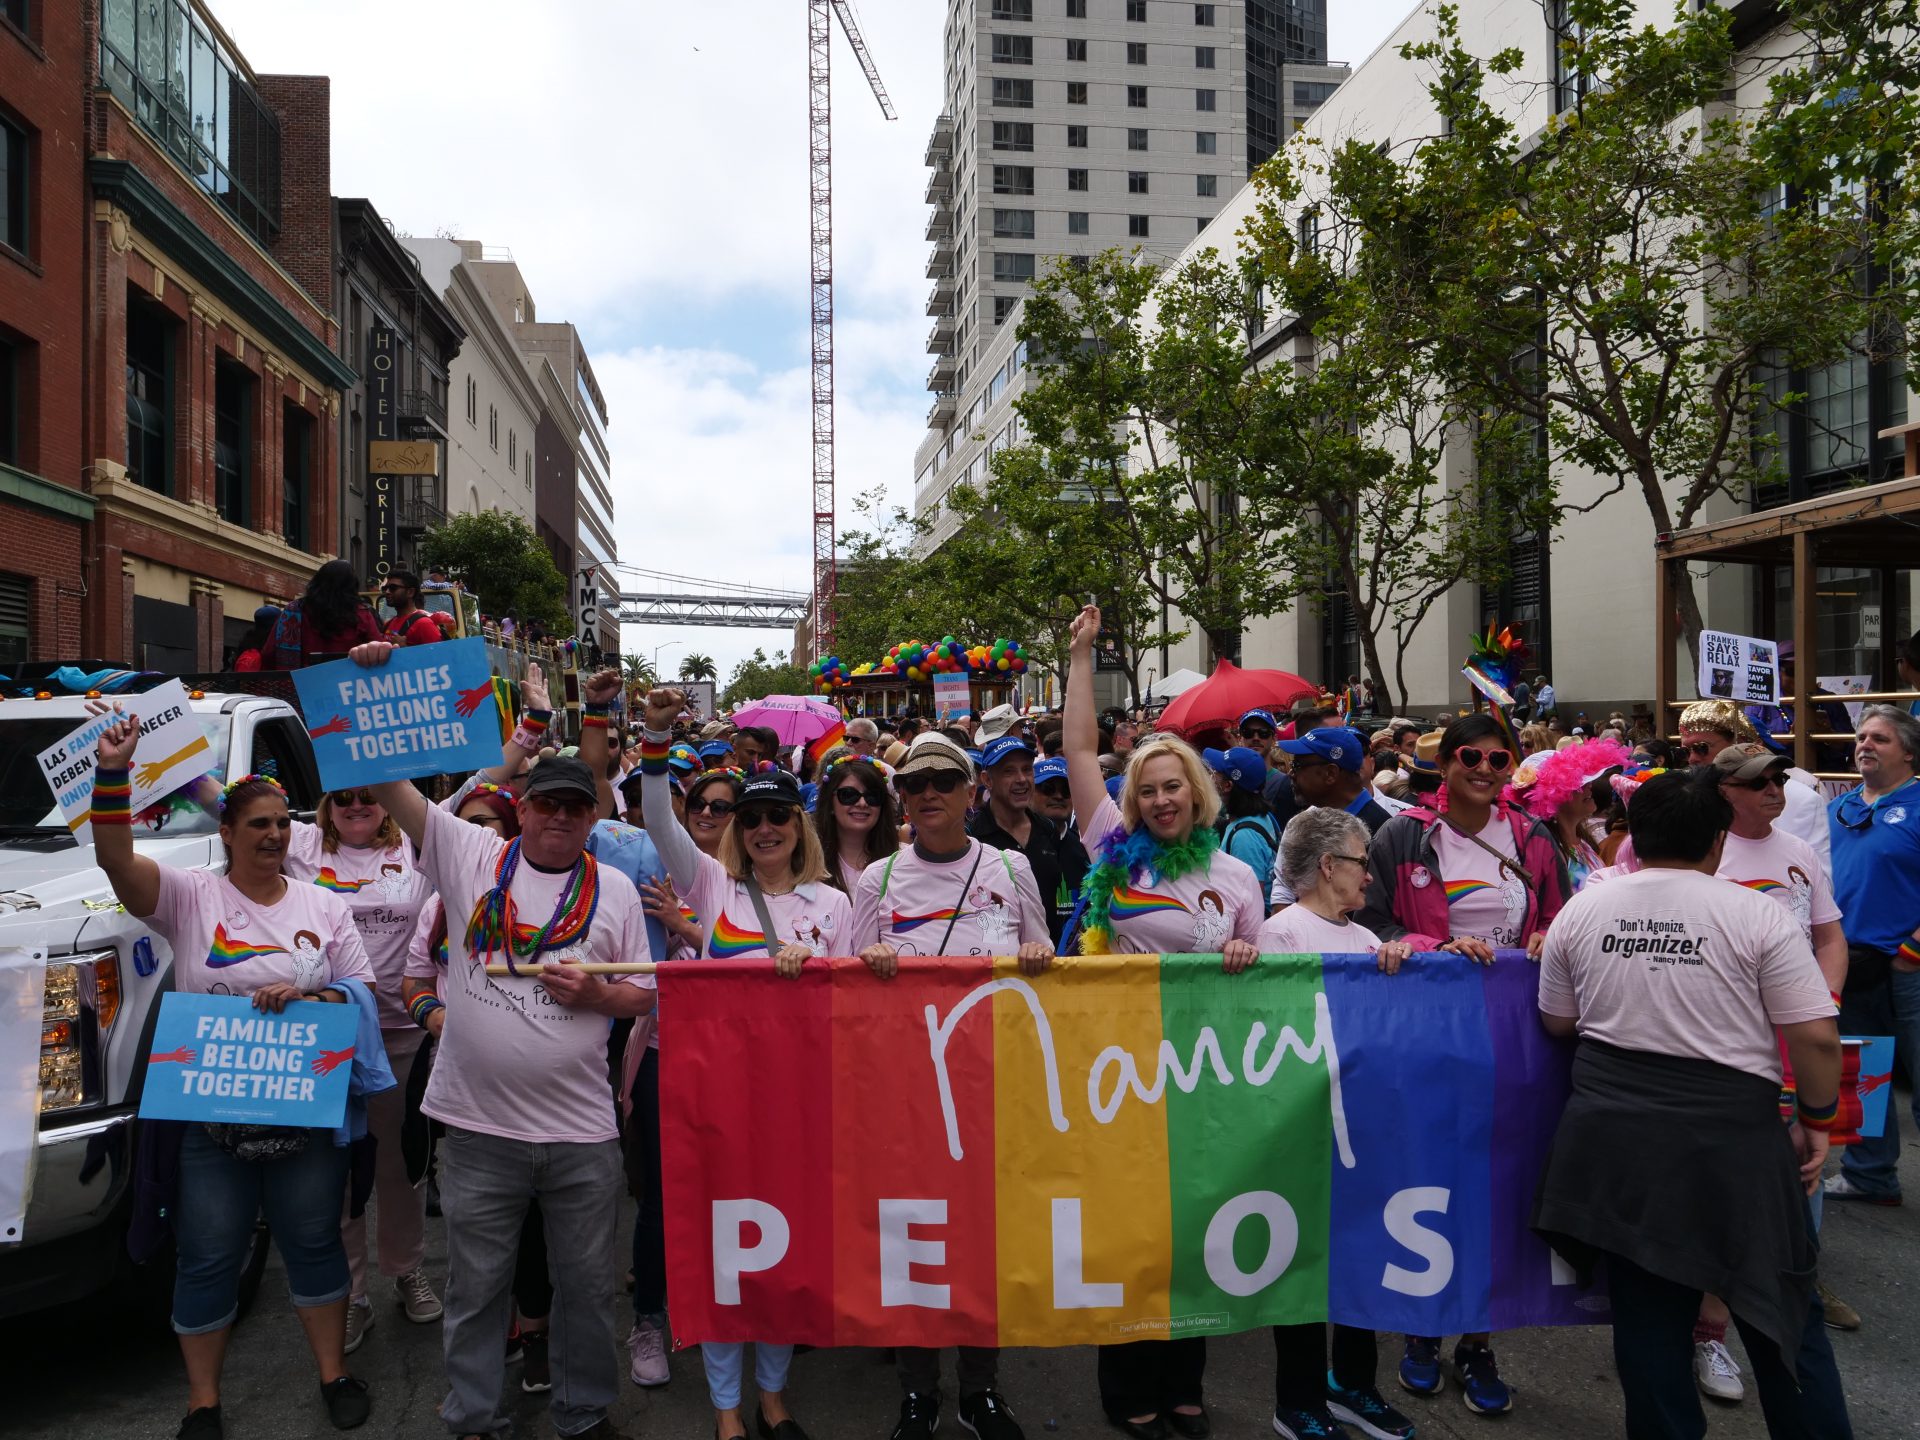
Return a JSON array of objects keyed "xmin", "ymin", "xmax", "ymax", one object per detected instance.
[{"xmin": 809, "ymin": 0, "xmax": 895, "ymax": 660}]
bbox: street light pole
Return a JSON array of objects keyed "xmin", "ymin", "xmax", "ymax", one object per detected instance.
[{"xmin": 653, "ymin": 640, "xmax": 681, "ymax": 680}]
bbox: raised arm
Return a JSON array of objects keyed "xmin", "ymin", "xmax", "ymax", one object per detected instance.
[
  {"xmin": 575, "ymin": 666, "xmax": 624, "ymax": 820},
  {"xmin": 90, "ymin": 715, "xmax": 162, "ymax": 919},
  {"xmin": 346, "ymin": 641, "xmax": 431, "ymax": 848},
  {"xmin": 474, "ymin": 660, "xmax": 551, "ymax": 788},
  {"xmin": 636, "ymin": 685, "xmax": 706, "ymax": 893},
  {"xmin": 1064, "ymin": 604, "xmax": 1110, "ymax": 834}
]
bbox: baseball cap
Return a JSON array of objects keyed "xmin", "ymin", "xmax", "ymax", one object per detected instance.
[
  {"xmin": 1276, "ymin": 726, "xmax": 1367, "ymax": 773},
  {"xmin": 977, "ymin": 703, "xmax": 1021, "ymax": 743},
  {"xmin": 1237, "ymin": 709, "xmax": 1277, "ymax": 732},
  {"xmin": 896, "ymin": 731, "xmax": 975, "ymax": 779},
  {"xmin": 1034, "ymin": 756, "xmax": 1068, "ymax": 786},
  {"xmin": 1104, "ymin": 774, "xmax": 1124, "ymax": 800},
  {"xmin": 1201, "ymin": 745, "xmax": 1269, "ymax": 793},
  {"xmin": 520, "ymin": 755, "xmax": 598, "ymax": 804},
  {"xmin": 739, "ymin": 770, "xmax": 805, "ymax": 809},
  {"xmin": 980, "ymin": 734, "xmax": 1035, "ymax": 770},
  {"xmin": 697, "ymin": 740, "xmax": 735, "ymax": 761},
  {"xmin": 1712, "ymin": 742, "xmax": 1790, "ymax": 783},
  {"xmin": 667, "ymin": 743, "xmax": 699, "ymax": 774},
  {"xmin": 252, "ymin": 603, "xmax": 282, "ymax": 624}
]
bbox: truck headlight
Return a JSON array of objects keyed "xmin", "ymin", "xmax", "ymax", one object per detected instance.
[{"xmin": 39, "ymin": 950, "xmax": 117, "ymax": 1115}]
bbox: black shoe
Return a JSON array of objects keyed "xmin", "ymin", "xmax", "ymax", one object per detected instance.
[
  {"xmin": 1105, "ymin": 1416, "xmax": 1167, "ymax": 1440},
  {"xmin": 959, "ymin": 1391, "xmax": 1025, "ymax": 1440},
  {"xmin": 569, "ymin": 1423, "xmax": 636, "ymax": 1440},
  {"xmin": 1166, "ymin": 1409, "xmax": 1211, "ymax": 1440},
  {"xmin": 891, "ymin": 1391, "xmax": 942, "ymax": 1440},
  {"xmin": 756, "ymin": 1409, "xmax": 813, "ymax": 1440},
  {"xmin": 177, "ymin": 1406, "xmax": 223, "ymax": 1440},
  {"xmin": 319, "ymin": 1376, "xmax": 371, "ymax": 1430},
  {"xmin": 520, "ymin": 1331, "xmax": 551, "ymax": 1393}
]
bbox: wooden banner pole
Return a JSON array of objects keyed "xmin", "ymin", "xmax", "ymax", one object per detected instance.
[{"xmin": 482, "ymin": 962, "xmax": 659, "ymax": 976}]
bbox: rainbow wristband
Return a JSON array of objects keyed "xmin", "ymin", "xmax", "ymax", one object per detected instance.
[
  {"xmin": 408, "ymin": 992, "xmax": 445, "ymax": 1029},
  {"xmin": 1796, "ymin": 1093, "xmax": 1840, "ymax": 1131},
  {"xmin": 511, "ymin": 709, "xmax": 552, "ymax": 750},
  {"xmin": 1897, "ymin": 940, "xmax": 1920, "ymax": 966},
  {"xmin": 638, "ymin": 735, "xmax": 671, "ymax": 776},
  {"xmin": 90, "ymin": 767, "xmax": 133, "ymax": 826},
  {"xmin": 581, "ymin": 702, "xmax": 612, "ymax": 732}
]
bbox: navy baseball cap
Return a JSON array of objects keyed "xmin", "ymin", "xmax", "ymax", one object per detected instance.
[
  {"xmin": 1202, "ymin": 745, "xmax": 1269, "ymax": 793},
  {"xmin": 980, "ymin": 734, "xmax": 1036, "ymax": 770},
  {"xmin": 739, "ymin": 770, "xmax": 804, "ymax": 809},
  {"xmin": 697, "ymin": 740, "xmax": 734, "ymax": 761},
  {"xmin": 1237, "ymin": 709, "xmax": 1277, "ymax": 732},
  {"xmin": 1034, "ymin": 756, "xmax": 1068, "ymax": 785},
  {"xmin": 1277, "ymin": 726, "xmax": 1367, "ymax": 772}
]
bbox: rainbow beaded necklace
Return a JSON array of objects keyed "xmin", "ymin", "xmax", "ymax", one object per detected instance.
[{"xmin": 465, "ymin": 839, "xmax": 601, "ymax": 976}]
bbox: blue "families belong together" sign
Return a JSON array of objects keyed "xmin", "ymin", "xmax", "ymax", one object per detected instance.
[{"xmin": 291, "ymin": 637, "xmax": 503, "ymax": 789}]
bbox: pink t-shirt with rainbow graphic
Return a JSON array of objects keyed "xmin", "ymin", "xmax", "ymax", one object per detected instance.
[{"xmin": 1082, "ymin": 796, "xmax": 1265, "ymax": 955}]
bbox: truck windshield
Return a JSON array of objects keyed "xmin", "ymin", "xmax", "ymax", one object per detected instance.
[{"xmin": 0, "ymin": 716, "xmax": 230, "ymax": 840}]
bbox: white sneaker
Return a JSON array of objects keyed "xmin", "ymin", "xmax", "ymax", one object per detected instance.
[
  {"xmin": 627, "ymin": 1318, "xmax": 670, "ymax": 1387},
  {"xmin": 344, "ymin": 1296, "xmax": 375, "ymax": 1355},
  {"xmin": 1693, "ymin": 1339, "xmax": 1744, "ymax": 1402},
  {"xmin": 395, "ymin": 1265, "xmax": 443, "ymax": 1323}
]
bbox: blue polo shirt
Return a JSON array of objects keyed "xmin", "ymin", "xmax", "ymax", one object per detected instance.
[
  {"xmin": 1827, "ymin": 776, "xmax": 1920, "ymax": 955},
  {"xmin": 588, "ymin": 820, "xmax": 669, "ymax": 964}
]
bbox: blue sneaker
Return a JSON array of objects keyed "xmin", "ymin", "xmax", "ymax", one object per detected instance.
[
  {"xmin": 1396, "ymin": 1337, "xmax": 1442, "ymax": 1397},
  {"xmin": 1452, "ymin": 1342, "xmax": 1512, "ymax": 1415},
  {"xmin": 1272, "ymin": 1406, "xmax": 1351, "ymax": 1440},
  {"xmin": 1327, "ymin": 1375, "xmax": 1416, "ymax": 1440}
]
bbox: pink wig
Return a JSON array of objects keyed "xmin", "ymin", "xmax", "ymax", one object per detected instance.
[{"xmin": 1512, "ymin": 739, "xmax": 1632, "ymax": 819}]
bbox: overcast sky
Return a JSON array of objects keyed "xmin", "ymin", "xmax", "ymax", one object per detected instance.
[{"xmin": 214, "ymin": 0, "xmax": 1417, "ymax": 683}]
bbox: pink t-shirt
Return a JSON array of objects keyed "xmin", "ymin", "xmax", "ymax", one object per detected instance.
[
  {"xmin": 849, "ymin": 839, "xmax": 1051, "ymax": 956},
  {"xmin": 407, "ymin": 802, "xmax": 654, "ymax": 1144},
  {"xmin": 1539, "ymin": 867, "xmax": 1837, "ymax": 1083},
  {"xmin": 1079, "ymin": 796, "xmax": 1264, "ymax": 954},
  {"xmin": 1431, "ymin": 816, "xmax": 1530, "ymax": 947},
  {"xmin": 1258, "ymin": 903, "xmax": 1385, "ymax": 955},
  {"xmin": 285, "ymin": 822, "xmax": 431, "ymax": 1029},
  {"xmin": 678, "ymin": 848, "xmax": 854, "ymax": 960},
  {"xmin": 144, "ymin": 865, "xmax": 374, "ymax": 1000},
  {"xmin": 1715, "ymin": 828, "xmax": 1840, "ymax": 942}
]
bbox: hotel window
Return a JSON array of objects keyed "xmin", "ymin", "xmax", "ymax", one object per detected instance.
[
  {"xmin": 1127, "ymin": 42, "xmax": 1147, "ymax": 64},
  {"xmin": 992, "ymin": 34, "xmax": 1033, "ymax": 65},
  {"xmin": 1196, "ymin": 130, "xmax": 1217, "ymax": 154},
  {"xmin": 1067, "ymin": 124, "xmax": 1089, "ymax": 148},
  {"xmin": 508, "ymin": 428, "xmax": 517, "ymax": 470},
  {"xmin": 488, "ymin": 403, "xmax": 499, "ymax": 450},
  {"xmin": 0, "ymin": 335, "xmax": 14, "ymax": 466},
  {"xmin": 1127, "ymin": 85, "xmax": 1148, "ymax": 108},
  {"xmin": 1195, "ymin": 46, "xmax": 1216, "ymax": 68},
  {"xmin": 994, "ymin": 295, "xmax": 1020, "ymax": 324},
  {"xmin": 125, "ymin": 296, "xmax": 172, "ymax": 496},
  {"xmin": 1129, "ymin": 214, "xmax": 1150, "ymax": 237},
  {"xmin": 1196, "ymin": 88, "xmax": 1216, "ymax": 111},
  {"xmin": 992, "ymin": 121, "xmax": 1034, "ymax": 151},
  {"xmin": 1067, "ymin": 0, "xmax": 1086, "ymax": 15},
  {"xmin": 1127, "ymin": 0, "xmax": 1146, "ymax": 18},
  {"xmin": 0, "ymin": 572, "xmax": 26, "ymax": 671},
  {"xmin": 1195, "ymin": 3, "xmax": 1215, "ymax": 22},
  {"xmin": 1067, "ymin": 167, "xmax": 1089, "ymax": 191},
  {"xmin": 992, "ymin": 164, "xmax": 1034, "ymax": 195},
  {"xmin": 991, "ymin": 0, "xmax": 1032, "ymax": 17},
  {"xmin": 283, "ymin": 403, "xmax": 312, "ymax": 552},
  {"xmin": 0, "ymin": 116, "xmax": 26, "ymax": 256},
  {"xmin": 1067, "ymin": 81, "xmax": 1088, "ymax": 105},
  {"xmin": 1196, "ymin": 173, "xmax": 1217, "ymax": 196},
  {"xmin": 994, "ymin": 252, "xmax": 1036, "ymax": 283},
  {"xmin": 213, "ymin": 359, "xmax": 250, "ymax": 526},
  {"xmin": 1128, "ymin": 171, "xmax": 1149, "ymax": 194},
  {"xmin": 1067, "ymin": 38, "xmax": 1086, "ymax": 61},
  {"xmin": 1068, "ymin": 211, "xmax": 1089, "ymax": 235},
  {"xmin": 992, "ymin": 78, "xmax": 1033, "ymax": 108},
  {"xmin": 465, "ymin": 374, "xmax": 477, "ymax": 424},
  {"xmin": 993, "ymin": 208, "xmax": 1035, "ymax": 239},
  {"xmin": 1128, "ymin": 127, "xmax": 1149, "ymax": 151}
]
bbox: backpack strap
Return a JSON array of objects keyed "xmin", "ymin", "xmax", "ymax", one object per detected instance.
[{"xmin": 877, "ymin": 850, "xmax": 899, "ymax": 901}]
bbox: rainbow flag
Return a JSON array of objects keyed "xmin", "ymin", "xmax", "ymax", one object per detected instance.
[{"xmin": 660, "ymin": 953, "xmax": 1603, "ymax": 1347}]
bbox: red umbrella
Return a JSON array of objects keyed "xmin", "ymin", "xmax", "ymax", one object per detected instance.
[{"xmin": 1154, "ymin": 658, "xmax": 1320, "ymax": 739}]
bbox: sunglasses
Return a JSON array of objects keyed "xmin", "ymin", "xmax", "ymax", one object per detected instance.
[
  {"xmin": 834, "ymin": 785, "xmax": 882, "ymax": 808},
  {"xmin": 896, "ymin": 771, "xmax": 968, "ymax": 796},
  {"xmin": 1453, "ymin": 746, "xmax": 1513, "ymax": 773},
  {"xmin": 1685, "ymin": 740, "xmax": 1720, "ymax": 758},
  {"xmin": 687, "ymin": 797, "xmax": 735, "ymax": 817},
  {"xmin": 737, "ymin": 805, "xmax": 797, "ymax": 831},
  {"xmin": 1240, "ymin": 728, "xmax": 1274, "ymax": 742},
  {"xmin": 330, "ymin": 789, "xmax": 376, "ymax": 807},
  {"xmin": 465, "ymin": 813, "xmax": 506, "ymax": 829},
  {"xmin": 525, "ymin": 794, "xmax": 595, "ymax": 818},
  {"xmin": 1728, "ymin": 773, "xmax": 1785, "ymax": 792},
  {"xmin": 1325, "ymin": 853, "xmax": 1368, "ymax": 868},
  {"xmin": 1037, "ymin": 781, "xmax": 1071, "ymax": 798}
]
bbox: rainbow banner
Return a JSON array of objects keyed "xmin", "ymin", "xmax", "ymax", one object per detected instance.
[{"xmin": 659, "ymin": 953, "xmax": 1608, "ymax": 1348}]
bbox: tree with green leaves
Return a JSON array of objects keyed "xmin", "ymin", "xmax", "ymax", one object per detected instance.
[
  {"xmin": 1314, "ymin": 0, "xmax": 1910, "ymax": 663},
  {"xmin": 679, "ymin": 653, "xmax": 718, "ymax": 683},
  {"xmin": 721, "ymin": 648, "xmax": 811, "ymax": 706},
  {"xmin": 416, "ymin": 510, "xmax": 570, "ymax": 632}
]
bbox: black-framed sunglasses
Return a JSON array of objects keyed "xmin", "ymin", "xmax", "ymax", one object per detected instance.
[
  {"xmin": 1728, "ymin": 773, "xmax": 1786, "ymax": 793},
  {"xmin": 1037, "ymin": 780, "xmax": 1071, "ymax": 798},
  {"xmin": 737, "ymin": 805, "xmax": 797, "ymax": 831},
  {"xmin": 896, "ymin": 771, "xmax": 968, "ymax": 796},
  {"xmin": 1834, "ymin": 794, "xmax": 1874, "ymax": 831},
  {"xmin": 1686, "ymin": 740, "xmax": 1719, "ymax": 758},
  {"xmin": 330, "ymin": 789, "xmax": 376, "ymax": 807},
  {"xmin": 1454, "ymin": 746, "xmax": 1512, "ymax": 773},
  {"xmin": 1325, "ymin": 853, "xmax": 1368, "ymax": 869},
  {"xmin": 687, "ymin": 797, "xmax": 735, "ymax": 817},
  {"xmin": 834, "ymin": 785, "xmax": 881, "ymax": 808}
]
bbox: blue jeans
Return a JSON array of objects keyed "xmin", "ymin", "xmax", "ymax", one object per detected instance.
[
  {"xmin": 1837, "ymin": 957, "xmax": 1920, "ymax": 1199},
  {"xmin": 172, "ymin": 1125, "xmax": 350, "ymax": 1334},
  {"xmin": 700, "ymin": 1342, "xmax": 794, "ymax": 1410}
]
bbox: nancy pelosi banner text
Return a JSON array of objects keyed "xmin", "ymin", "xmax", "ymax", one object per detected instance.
[{"xmin": 660, "ymin": 952, "xmax": 1608, "ymax": 1348}]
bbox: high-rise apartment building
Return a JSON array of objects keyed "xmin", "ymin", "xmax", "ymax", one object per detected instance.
[{"xmin": 913, "ymin": 0, "xmax": 1344, "ymax": 545}]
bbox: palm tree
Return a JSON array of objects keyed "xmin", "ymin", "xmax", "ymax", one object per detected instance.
[
  {"xmin": 621, "ymin": 653, "xmax": 655, "ymax": 689},
  {"xmin": 679, "ymin": 653, "xmax": 718, "ymax": 683}
]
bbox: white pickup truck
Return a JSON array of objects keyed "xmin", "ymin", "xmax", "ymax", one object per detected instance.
[{"xmin": 0, "ymin": 686, "xmax": 322, "ymax": 1318}]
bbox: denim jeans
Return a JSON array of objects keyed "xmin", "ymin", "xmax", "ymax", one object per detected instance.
[
  {"xmin": 172, "ymin": 1125, "xmax": 350, "ymax": 1334},
  {"xmin": 701, "ymin": 1341, "xmax": 794, "ymax": 1410},
  {"xmin": 437, "ymin": 1126, "xmax": 622, "ymax": 1438},
  {"xmin": 1837, "ymin": 957, "xmax": 1920, "ymax": 1199}
]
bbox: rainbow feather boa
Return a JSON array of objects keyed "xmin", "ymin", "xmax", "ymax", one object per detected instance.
[{"xmin": 1078, "ymin": 823, "xmax": 1219, "ymax": 955}]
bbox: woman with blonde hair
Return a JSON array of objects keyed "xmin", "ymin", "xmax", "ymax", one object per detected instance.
[{"xmin": 1065, "ymin": 606, "xmax": 1264, "ymax": 1437}]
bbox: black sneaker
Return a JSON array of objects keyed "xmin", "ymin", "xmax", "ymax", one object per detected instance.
[
  {"xmin": 566, "ymin": 1423, "xmax": 636, "ymax": 1440},
  {"xmin": 177, "ymin": 1406, "xmax": 223, "ymax": 1440},
  {"xmin": 891, "ymin": 1391, "xmax": 942, "ymax": 1440},
  {"xmin": 958, "ymin": 1391, "xmax": 1025, "ymax": 1440},
  {"xmin": 320, "ymin": 1376, "xmax": 371, "ymax": 1430},
  {"xmin": 520, "ymin": 1331, "xmax": 552, "ymax": 1393}
]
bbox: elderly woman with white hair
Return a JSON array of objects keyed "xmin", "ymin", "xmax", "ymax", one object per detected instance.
[{"xmin": 1257, "ymin": 808, "xmax": 1417, "ymax": 1440}]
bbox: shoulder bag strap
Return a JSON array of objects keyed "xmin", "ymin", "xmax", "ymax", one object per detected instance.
[
  {"xmin": 934, "ymin": 846, "xmax": 985, "ymax": 954},
  {"xmin": 741, "ymin": 875, "xmax": 781, "ymax": 954},
  {"xmin": 1436, "ymin": 814, "xmax": 1534, "ymax": 892}
]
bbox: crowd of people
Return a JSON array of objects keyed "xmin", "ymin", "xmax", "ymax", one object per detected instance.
[{"xmin": 86, "ymin": 605, "xmax": 1918, "ymax": 1440}]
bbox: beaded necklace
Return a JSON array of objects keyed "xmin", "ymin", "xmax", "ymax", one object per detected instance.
[{"xmin": 465, "ymin": 839, "xmax": 601, "ymax": 976}]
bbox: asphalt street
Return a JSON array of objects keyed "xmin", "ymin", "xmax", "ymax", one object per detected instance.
[{"xmin": 4, "ymin": 1123, "xmax": 1913, "ymax": 1440}]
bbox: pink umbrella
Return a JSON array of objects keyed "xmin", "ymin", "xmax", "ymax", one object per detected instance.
[{"xmin": 727, "ymin": 694, "xmax": 844, "ymax": 746}]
